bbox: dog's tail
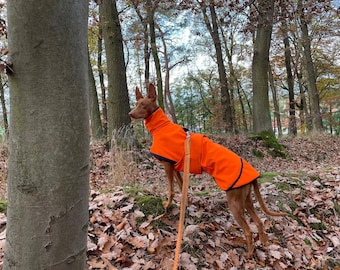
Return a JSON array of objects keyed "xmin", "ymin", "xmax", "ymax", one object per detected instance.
[{"xmin": 253, "ymin": 181, "xmax": 288, "ymax": 217}]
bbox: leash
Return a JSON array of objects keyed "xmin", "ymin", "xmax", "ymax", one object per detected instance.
[{"xmin": 173, "ymin": 130, "xmax": 191, "ymax": 270}]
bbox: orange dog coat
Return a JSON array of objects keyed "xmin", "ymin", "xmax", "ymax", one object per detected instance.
[{"xmin": 145, "ymin": 108, "xmax": 260, "ymax": 190}]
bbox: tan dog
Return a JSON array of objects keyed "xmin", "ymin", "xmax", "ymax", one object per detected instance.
[{"xmin": 129, "ymin": 83, "xmax": 287, "ymax": 258}]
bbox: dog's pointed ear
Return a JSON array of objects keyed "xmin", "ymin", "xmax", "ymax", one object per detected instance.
[
  {"xmin": 147, "ymin": 83, "xmax": 157, "ymax": 101},
  {"xmin": 135, "ymin": 87, "xmax": 144, "ymax": 101}
]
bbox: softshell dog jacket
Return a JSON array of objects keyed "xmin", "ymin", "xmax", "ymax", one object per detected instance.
[{"xmin": 145, "ymin": 108, "xmax": 260, "ymax": 191}]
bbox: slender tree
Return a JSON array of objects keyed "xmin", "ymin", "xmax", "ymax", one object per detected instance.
[
  {"xmin": 268, "ymin": 64, "xmax": 283, "ymax": 136},
  {"xmin": 0, "ymin": 77, "xmax": 8, "ymax": 136},
  {"xmin": 4, "ymin": 1, "xmax": 89, "ymax": 269},
  {"xmin": 88, "ymin": 50, "xmax": 103, "ymax": 140},
  {"xmin": 131, "ymin": 0, "xmax": 151, "ymax": 85},
  {"xmin": 297, "ymin": 0, "xmax": 323, "ymax": 132},
  {"xmin": 146, "ymin": 0, "xmax": 164, "ymax": 109},
  {"xmin": 97, "ymin": 19, "xmax": 108, "ymax": 138},
  {"xmin": 199, "ymin": 0, "xmax": 233, "ymax": 133},
  {"xmin": 281, "ymin": 11, "xmax": 297, "ymax": 136},
  {"xmin": 99, "ymin": 0, "xmax": 131, "ymax": 137}
]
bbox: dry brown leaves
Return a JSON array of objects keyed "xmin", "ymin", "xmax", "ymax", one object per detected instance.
[
  {"xmin": 0, "ymin": 135, "xmax": 339, "ymax": 269},
  {"xmin": 87, "ymin": 135, "xmax": 340, "ymax": 269}
]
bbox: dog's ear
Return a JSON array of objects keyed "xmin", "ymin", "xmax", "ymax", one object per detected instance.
[
  {"xmin": 147, "ymin": 83, "xmax": 157, "ymax": 101},
  {"xmin": 135, "ymin": 87, "xmax": 144, "ymax": 101}
]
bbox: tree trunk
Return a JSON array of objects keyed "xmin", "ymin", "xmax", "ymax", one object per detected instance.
[
  {"xmin": 98, "ymin": 21, "xmax": 108, "ymax": 139},
  {"xmin": 200, "ymin": 0, "xmax": 233, "ymax": 133},
  {"xmin": 147, "ymin": 0, "xmax": 164, "ymax": 109},
  {"xmin": 297, "ymin": 0, "xmax": 323, "ymax": 132},
  {"xmin": 156, "ymin": 24, "xmax": 178, "ymax": 123},
  {"xmin": 268, "ymin": 64, "xmax": 282, "ymax": 137},
  {"xmin": 0, "ymin": 78, "xmax": 8, "ymax": 137},
  {"xmin": 281, "ymin": 15, "xmax": 297, "ymax": 136},
  {"xmin": 100, "ymin": 0, "xmax": 131, "ymax": 137},
  {"xmin": 4, "ymin": 1, "xmax": 89, "ymax": 269},
  {"xmin": 252, "ymin": 0, "xmax": 274, "ymax": 134},
  {"xmin": 88, "ymin": 51, "xmax": 103, "ymax": 140},
  {"xmin": 132, "ymin": 2, "xmax": 151, "ymax": 85}
]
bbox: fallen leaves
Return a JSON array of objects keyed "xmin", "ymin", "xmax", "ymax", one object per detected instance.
[{"xmin": 0, "ymin": 135, "xmax": 339, "ymax": 269}]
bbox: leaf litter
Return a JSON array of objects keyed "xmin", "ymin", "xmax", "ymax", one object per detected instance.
[{"xmin": 0, "ymin": 134, "xmax": 339, "ymax": 269}]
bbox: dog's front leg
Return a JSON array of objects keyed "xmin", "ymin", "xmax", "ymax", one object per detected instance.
[
  {"xmin": 161, "ymin": 161, "xmax": 175, "ymax": 209},
  {"xmin": 174, "ymin": 170, "xmax": 183, "ymax": 191}
]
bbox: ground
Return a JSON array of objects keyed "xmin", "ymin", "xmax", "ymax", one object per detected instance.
[{"xmin": 0, "ymin": 134, "xmax": 340, "ymax": 269}]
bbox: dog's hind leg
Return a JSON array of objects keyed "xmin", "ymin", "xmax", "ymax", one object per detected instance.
[
  {"xmin": 174, "ymin": 170, "xmax": 183, "ymax": 191},
  {"xmin": 161, "ymin": 161, "xmax": 175, "ymax": 209},
  {"xmin": 245, "ymin": 192, "xmax": 268, "ymax": 246},
  {"xmin": 227, "ymin": 188, "xmax": 254, "ymax": 258}
]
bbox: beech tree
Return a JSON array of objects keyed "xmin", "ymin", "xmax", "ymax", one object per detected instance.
[
  {"xmin": 252, "ymin": 0, "xmax": 275, "ymax": 134},
  {"xmin": 4, "ymin": 1, "xmax": 89, "ymax": 269}
]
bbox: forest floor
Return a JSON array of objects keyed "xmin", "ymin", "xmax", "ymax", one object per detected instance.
[{"xmin": 0, "ymin": 134, "xmax": 339, "ymax": 269}]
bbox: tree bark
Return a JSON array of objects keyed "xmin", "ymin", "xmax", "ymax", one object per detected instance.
[
  {"xmin": 252, "ymin": 0, "xmax": 274, "ymax": 134},
  {"xmin": 4, "ymin": 1, "xmax": 89, "ymax": 269},
  {"xmin": 100, "ymin": 0, "xmax": 131, "ymax": 137}
]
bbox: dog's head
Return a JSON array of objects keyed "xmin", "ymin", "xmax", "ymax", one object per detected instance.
[{"xmin": 129, "ymin": 83, "xmax": 159, "ymax": 119}]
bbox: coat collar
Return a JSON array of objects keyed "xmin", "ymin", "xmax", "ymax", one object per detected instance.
[{"xmin": 144, "ymin": 108, "xmax": 171, "ymax": 134}]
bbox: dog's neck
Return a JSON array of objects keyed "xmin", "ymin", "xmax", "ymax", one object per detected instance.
[{"xmin": 144, "ymin": 107, "xmax": 172, "ymax": 134}]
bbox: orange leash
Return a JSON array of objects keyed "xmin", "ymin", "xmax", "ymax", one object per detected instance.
[{"xmin": 173, "ymin": 131, "xmax": 191, "ymax": 270}]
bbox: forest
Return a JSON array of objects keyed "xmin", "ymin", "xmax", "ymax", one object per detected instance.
[{"xmin": 0, "ymin": 0, "xmax": 339, "ymax": 269}]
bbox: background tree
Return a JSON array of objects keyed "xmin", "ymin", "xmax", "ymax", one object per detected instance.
[
  {"xmin": 280, "ymin": 5, "xmax": 297, "ymax": 136},
  {"xmin": 198, "ymin": 0, "xmax": 233, "ymax": 133},
  {"xmin": 252, "ymin": 0, "xmax": 275, "ymax": 134},
  {"xmin": 99, "ymin": 0, "xmax": 131, "ymax": 138},
  {"xmin": 4, "ymin": 1, "xmax": 89, "ymax": 269},
  {"xmin": 88, "ymin": 50, "xmax": 104, "ymax": 140},
  {"xmin": 297, "ymin": 0, "xmax": 323, "ymax": 132},
  {"xmin": 0, "ymin": 76, "xmax": 8, "ymax": 137},
  {"xmin": 97, "ymin": 21, "xmax": 108, "ymax": 138}
]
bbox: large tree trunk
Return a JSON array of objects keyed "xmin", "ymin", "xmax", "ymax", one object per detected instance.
[
  {"xmin": 100, "ymin": 0, "xmax": 131, "ymax": 137},
  {"xmin": 297, "ymin": 0, "xmax": 323, "ymax": 132},
  {"xmin": 4, "ymin": 1, "xmax": 89, "ymax": 269},
  {"xmin": 252, "ymin": 0, "xmax": 274, "ymax": 134}
]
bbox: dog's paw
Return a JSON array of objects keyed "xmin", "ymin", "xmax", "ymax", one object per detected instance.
[
  {"xmin": 259, "ymin": 233, "xmax": 268, "ymax": 246},
  {"xmin": 162, "ymin": 201, "xmax": 171, "ymax": 209},
  {"xmin": 244, "ymin": 248, "xmax": 255, "ymax": 259}
]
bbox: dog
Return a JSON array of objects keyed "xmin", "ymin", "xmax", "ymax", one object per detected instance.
[{"xmin": 129, "ymin": 83, "xmax": 287, "ymax": 258}]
